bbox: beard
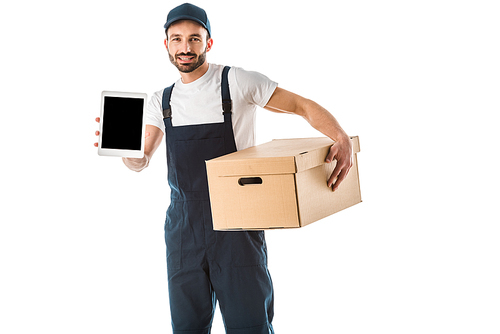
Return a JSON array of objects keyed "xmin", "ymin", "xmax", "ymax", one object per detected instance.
[{"xmin": 168, "ymin": 48, "xmax": 207, "ymax": 73}]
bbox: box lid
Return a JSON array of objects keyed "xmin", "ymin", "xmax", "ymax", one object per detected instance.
[{"xmin": 206, "ymin": 136, "xmax": 360, "ymax": 177}]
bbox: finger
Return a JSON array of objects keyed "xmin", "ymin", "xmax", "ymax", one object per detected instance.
[
  {"xmin": 327, "ymin": 161, "xmax": 342, "ymax": 188},
  {"xmin": 332, "ymin": 162, "xmax": 353, "ymax": 191},
  {"xmin": 328, "ymin": 175, "xmax": 337, "ymax": 189},
  {"xmin": 95, "ymin": 117, "xmax": 100, "ymax": 123},
  {"xmin": 328, "ymin": 169, "xmax": 340, "ymax": 189},
  {"xmin": 332, "ymin": 169, "xmax": 348, "ymax": 192},
  {"xmin": 95, "ymin": 130, "xmax": 100, "ymax": 136},
  {"xmin": 94, "ymin": 142, "xmax": 98, "ymax": 147},
  {"xmin": 325, "ymin": 144, "xmax": 337, "ymax": 163},
  {"xmin": 145, "ymin": 131, "xmax": 150, "ymax": 139}
]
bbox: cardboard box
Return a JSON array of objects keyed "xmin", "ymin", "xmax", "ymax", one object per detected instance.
[{"xmin": 206, "ymin": 136, "xmax": 361, "ymax": 230}]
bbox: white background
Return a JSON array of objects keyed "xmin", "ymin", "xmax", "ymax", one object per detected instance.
[{"xmin": 1, "ymin": 0, "xmax": 499, "ymax": 333}]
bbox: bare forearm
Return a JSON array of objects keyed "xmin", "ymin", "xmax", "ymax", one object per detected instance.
[
  {"xmin": 299, "ymin": 98, "xmax": 350, "ymax": 144},
  {"xmin": 265, "ymin": 88, "xmax": 349, "ymax": 143}
]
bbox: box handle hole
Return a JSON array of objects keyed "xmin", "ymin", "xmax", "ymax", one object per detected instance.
[{"xmin": 238, "ymin": 177, "xmax": 263, "ymax": 186}]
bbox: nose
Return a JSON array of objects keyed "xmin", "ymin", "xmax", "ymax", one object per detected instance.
[{"xmin": 179, "ymin": 40, "xmax": 191, "ymax": 54}]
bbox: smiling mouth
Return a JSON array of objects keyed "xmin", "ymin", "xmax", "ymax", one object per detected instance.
[{"xmin": 177, "ymin": 55, "xmax": 195, "ymax": 63}]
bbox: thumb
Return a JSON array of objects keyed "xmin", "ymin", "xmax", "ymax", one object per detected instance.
[{"xmin": 325, "ymin": 144, "xmax": 337, "ymax": 163}]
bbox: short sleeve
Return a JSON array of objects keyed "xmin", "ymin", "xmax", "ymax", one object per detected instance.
[
  {"xmin": 145, "ymin": 90, "xmax": 166, "ymax": 133},
  {"xmin": 232, "ymin": 67, "xmax": 278, "ymax": 108}
]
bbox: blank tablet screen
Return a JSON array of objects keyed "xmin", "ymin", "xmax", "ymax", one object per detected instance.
[{"xmin": 101, "ymin": 96, "xmax": 145, "ymax": 150}]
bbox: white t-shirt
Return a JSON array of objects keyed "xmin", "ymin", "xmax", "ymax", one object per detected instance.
[{"xmin": 146, "ymin": 63, "xmax": 278, "ymax": 151}]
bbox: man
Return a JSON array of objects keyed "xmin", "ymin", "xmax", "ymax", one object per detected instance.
[{"xmin": 95, "ymin": 3, "xmax": 352, "ymax": 334}]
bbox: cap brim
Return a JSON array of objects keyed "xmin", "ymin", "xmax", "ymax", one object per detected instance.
[{"xmin": 164, "ymin": 16, "xmax": 208, "ymax": 31}]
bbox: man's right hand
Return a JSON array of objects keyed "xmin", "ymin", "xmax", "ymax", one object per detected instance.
[{"xmin": 94, "ymin": 117, "xmax": 164, "ymax": 172}]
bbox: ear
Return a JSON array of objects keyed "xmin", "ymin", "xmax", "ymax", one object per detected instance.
[
  {"xmin": 206, "ymin": 38, "xmax": 213, "ymax": 52},
  {"xmin": 164, "ymin": 38, "xmax": 168, "ymax": 50}
]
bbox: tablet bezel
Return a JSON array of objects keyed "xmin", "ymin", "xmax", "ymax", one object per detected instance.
[{"xmin": 98, "ymin": 91, "xmax": 148, "ymax": 158}]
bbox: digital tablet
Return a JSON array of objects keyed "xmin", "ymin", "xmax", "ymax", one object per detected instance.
[{"xmin": 98, "ymin": 91, "xmax": 147, "ymax": 158}]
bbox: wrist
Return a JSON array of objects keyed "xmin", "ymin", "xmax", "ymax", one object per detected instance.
[
  {"xmin": 123, "ymin": 155, "xmax": 149, "ymax": 172},
  {"xmin": 335, "ymin": 133, "xmax": 350, "ymax": 145}
]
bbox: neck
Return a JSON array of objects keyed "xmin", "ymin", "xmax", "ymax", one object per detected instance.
[{"xmin": 180, "ymin": 62, "xmax": 210, "ymax": 84}]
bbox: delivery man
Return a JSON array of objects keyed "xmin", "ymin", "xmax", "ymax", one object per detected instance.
[{"xmin": 95, "ymin": 3, "xmax": 352, "ymax": 334}]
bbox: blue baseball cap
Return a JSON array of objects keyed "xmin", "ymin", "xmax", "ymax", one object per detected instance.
[{"xmin": 164, "ymin": 3, "xmax": 211, "ymax": 37}]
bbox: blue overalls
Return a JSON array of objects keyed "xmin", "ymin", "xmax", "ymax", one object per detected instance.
[{"xmin": 162, "ymin": 66, "xmax": 275, "ymax": 334}]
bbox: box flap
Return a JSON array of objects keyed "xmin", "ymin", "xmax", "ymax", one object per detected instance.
[
  {"xmin": 206, "ymin": 155, "xmax": 296, "ymax": 177},
  {"xmin": 351, "ymin": 136, "xmax": 360, "ymax": 154},
  {"xmin": 294, "ymin": 136, "xmax": 360, "ymax": 172},
  {"xmin": 206, "ymin": 136, "xmax": 360, "ymax": 177}
]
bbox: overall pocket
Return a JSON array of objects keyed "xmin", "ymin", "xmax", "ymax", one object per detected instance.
[{"xmin": 165, "ymin": 202, "xmax": 183, "ymax": 271}]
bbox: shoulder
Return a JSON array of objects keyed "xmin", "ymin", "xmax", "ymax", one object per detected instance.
[
  {"xmin": 210, "ymin": 64, "xmax": 272, "ymax": 83},
  {"xmin": 225, "ymin": 66, "xmax": 278, "ymax": 107},
  {"xmin": 229, "ymin": 66, "xmax": 274, "ymax": 84}
]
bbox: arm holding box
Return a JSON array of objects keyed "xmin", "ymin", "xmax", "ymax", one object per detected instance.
[{"xmin": 264, "ymin": 87, "xmax": 352, "ymax": 191}]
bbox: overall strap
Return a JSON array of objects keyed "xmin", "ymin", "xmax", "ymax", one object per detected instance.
[
  {"xmin": 221, "ymin": 66, "xmax": 237, "ymax": 153},
  {"xmin": 221, "ymin": 66, "xmax": 232, "ymax": 114},
  {"xmin": 162, "ymin": 83, "xmax": 175, "ymax": 119}
]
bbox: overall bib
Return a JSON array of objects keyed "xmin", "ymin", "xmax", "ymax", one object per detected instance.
[{"xmin": 162, "ymin": 66, "xmax": 275, "ymax": 334}]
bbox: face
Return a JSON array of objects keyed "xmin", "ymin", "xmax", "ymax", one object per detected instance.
[{"xmin": 165, "ymin": 20, "xmax": 212, "ymax": 73}]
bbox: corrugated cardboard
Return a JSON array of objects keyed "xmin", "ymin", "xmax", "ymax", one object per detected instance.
[{"xmin": 206, "ymin": 136, "xmax": 361, "ymax": 230}]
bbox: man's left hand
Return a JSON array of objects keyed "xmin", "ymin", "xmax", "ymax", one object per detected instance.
[{"xmin": 325, "ymin": 137, "xmax": 353, "ymax": 192}]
